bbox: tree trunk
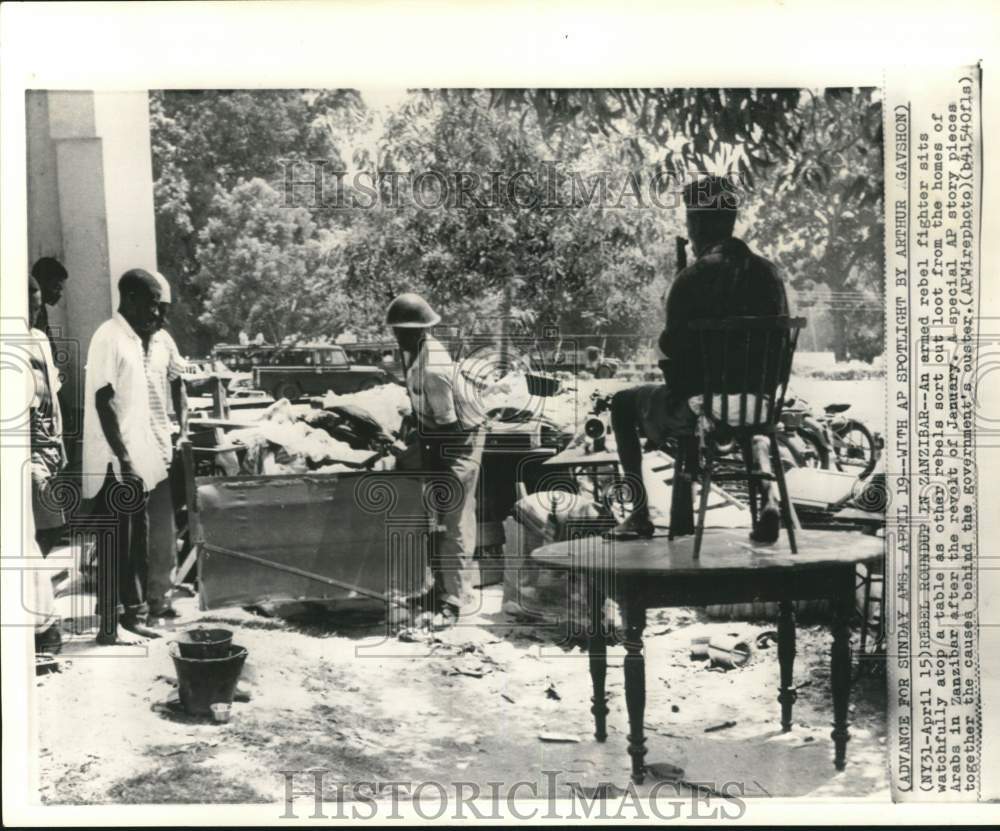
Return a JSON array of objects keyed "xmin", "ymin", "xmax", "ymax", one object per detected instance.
[{"xmin": 830, "ymin": 309, "xmax": 849, "ymax": 362}]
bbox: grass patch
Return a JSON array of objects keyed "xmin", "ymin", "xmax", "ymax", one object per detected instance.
[{"xmin": 107, "ymin": 760, "xmax": 271, "ymax": 804}]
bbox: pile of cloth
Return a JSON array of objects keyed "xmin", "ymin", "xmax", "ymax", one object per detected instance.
[{"xmin": 227, "ymin": 398, "xmax": 391, "ymax": 475}]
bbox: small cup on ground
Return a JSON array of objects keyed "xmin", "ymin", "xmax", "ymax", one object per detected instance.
[{"xmin": 210, "ymin": 702, "xmax": 232, "ymax": 723}]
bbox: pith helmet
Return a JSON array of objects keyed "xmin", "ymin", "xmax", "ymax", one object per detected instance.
[{"xmin": 385, "ymin": 293, "xmax": 441, "ymax": 328}]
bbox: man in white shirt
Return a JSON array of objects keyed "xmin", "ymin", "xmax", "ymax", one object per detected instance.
[
  {"xmin": 82, "ymin": 269, "xmax": 167, "ymax": 644},
  {"xmin": 387, "ymin": 293, "xmax": 484, "ymax": 625},
  {"xmin": 144, "ymin": 272, "xmax": 189, "ymax": 618}
]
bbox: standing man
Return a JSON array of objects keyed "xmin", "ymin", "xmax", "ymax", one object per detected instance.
[
  {"xmin": 27, "ymin": 275, "xmax": 67, "ymax": 556},
  {"xmin": 144, "ymin": 272, "xmax": 189, "ymax": 619},
  {"xmin": 609, "ymin": 176, "xmax": 789, "ymax": 541},
  {"xmin": 387, "ymin": 293, "xmax": 484, "ymax": 625},
  {"xmin": 82, "ymin": 269, "xmax": 167, "ymax": 644},
  {"xmin": 30, "ymin": 257, "xmax": 68, "ymax": 349}
]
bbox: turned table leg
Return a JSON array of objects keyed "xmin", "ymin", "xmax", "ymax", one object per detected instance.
[
  {"xmin": 588, "ymin": 574, "xmax": 609, "ymax": 742},
  {"xmin": 831, "ymin": 579, "xmax": 853, "ymax": 770},
  {"xmin": 777, "ymin": 600, "xmax": 797, "ymax": 732},
  {"xmin": 622, "ymin": 596, "xmax": 647, "ymax": 783}
]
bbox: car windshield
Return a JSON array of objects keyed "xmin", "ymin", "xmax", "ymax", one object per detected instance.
[{"xmin": 319, "ymin": 349, "xmax": 348, "ymax": 367}]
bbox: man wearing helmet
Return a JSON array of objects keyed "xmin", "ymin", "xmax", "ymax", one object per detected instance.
[{"xmin": 386, "ymin": 293, "xmax": 484, "ymax": 625}]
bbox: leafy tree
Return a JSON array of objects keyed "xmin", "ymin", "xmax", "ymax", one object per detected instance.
[
  {"xmin": 335, "ymin": 91, "xmax": 679, "ymax": 353},
  {"xmin": 151, "ymin": 87, "xmax": 883, "ymax": 364},
  {"xmin": 195, "ymin": 178, "xmax": 348, "ymax": 344},
  {"xmin": 149, "ymin": 89, "xmax": 363, "ymax": 353},
  {"xmin": 742, "ymin": 89, "xmax": 884, "ymax": 361}
]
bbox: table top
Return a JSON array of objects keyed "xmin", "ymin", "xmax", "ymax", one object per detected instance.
[
  {"xmin": 542, "ymin": 446, "xmax": 623, "ymax": 468},
  {"xmin": 530, "ymin": 526, "xmax": 883, "ymax": 578}
]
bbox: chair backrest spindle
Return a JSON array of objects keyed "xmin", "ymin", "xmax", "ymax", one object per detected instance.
[{"xmin": 688, "ymin": 316, "xmax": 807, "ymax": 430}]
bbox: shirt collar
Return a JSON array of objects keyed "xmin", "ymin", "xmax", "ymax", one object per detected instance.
[{"xmin": 112, "ymin": 311, "xmax": 142, "ymax": 344}]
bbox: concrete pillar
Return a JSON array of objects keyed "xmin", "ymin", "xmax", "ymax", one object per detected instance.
[{"xmin": 25, "ymin": 90, "xmax": 158, "ymax": 450}]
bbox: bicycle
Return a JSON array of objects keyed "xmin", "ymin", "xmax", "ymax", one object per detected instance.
[{"xmin": 779, "ymin": 396, "xmax": 881, "ymax": 479}]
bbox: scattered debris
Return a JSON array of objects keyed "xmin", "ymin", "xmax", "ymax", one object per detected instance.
[
  {"xmin": 689, "ymin": 636, "xmax": 710, "ymax": 661},
  {"xmin": 755, "ymin": 630, "xmax": 778, "ymax": 649},
  {"xmin": 708, "ymin": 633, "xmax": 752, "ymax": 669},
  {"xmin": 671, "ymin": 704, "xmax": 680, "ymax": 713},
  {"xmin": 157, "ymin": 739, "xmax": 220, "ymax": 756},
  {"xmin": 451, "ymin": 660, "xmax": 489, "ymax": 678},
  {"xmin": 704, "ymin": 720, "xmax": 738, "ymax": 733},
  {"xmin": 397, "ymin": 627, "xmax": 424, "ymax": 643},
  {"xmin": 646, "ymin": 761, "xmax": 685, "ymax": 782},
  {"xmin": 500, "ymin": 693, "xmax": 516, "ymax": 704},
  {"xmin": 539, "ymin": 733, "xmax": 581, "ymax": 744},
  {"xmin": 36, "ymin": 655, "xmax": 63, "ymax": 676},
  {"xmin": 680, "ymin": 779, "xmax": 735, "ymax": 800},
  {"xmin": 544, "ymin": 681, "xmax": 561, "ymax": 701}
]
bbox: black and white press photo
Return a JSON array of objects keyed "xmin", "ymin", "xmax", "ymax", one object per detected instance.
[
  {"xmin": 1, "ymin": 2, "xmax": 996, "ymax": 824},
  {"xmin": 15, "ymin": 84, "xmax": 890, "ymax": 807}
]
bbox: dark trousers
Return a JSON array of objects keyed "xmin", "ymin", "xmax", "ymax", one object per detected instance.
[
  {"xmin": 611, "ymin": 384, "xmax": 697, "ymax": 515},
  {"xmin": 93, "ymin": 466, "xmax": 149, "ymax": 635},
  {"xmin": 145, "ymin": 466, "xmax": 177, "ymax": 612}
]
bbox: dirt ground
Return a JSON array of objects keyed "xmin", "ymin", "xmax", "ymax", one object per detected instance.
[
  {"xmin": 36, "ymin": 583, "xmax": 888, "ymax": 808},
  {"xmin": 35, "ymin": 365, "xmax": 888, "ymax": 809}
]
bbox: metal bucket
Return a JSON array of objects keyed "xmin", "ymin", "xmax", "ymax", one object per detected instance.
[
  {"xmin": 525, "ymin": 373, "xmax": 561, "ymax": 397},
  {"xmin": 169, "ymin": 643, "xmax": 248, "ymax": 717},
  {"xmin": 174, "ymin": 627, "xmax": 234, "ymax": 659}
]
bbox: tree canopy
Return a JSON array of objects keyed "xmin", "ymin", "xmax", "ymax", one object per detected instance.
[{"xmin": 150, "ymin": 86, "xmax": 883, "ymax": 362}]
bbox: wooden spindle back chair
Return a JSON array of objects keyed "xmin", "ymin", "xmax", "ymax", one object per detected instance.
[{"xmin": 679, "ymin": 315, "xmax": 806, "ymax": 557}]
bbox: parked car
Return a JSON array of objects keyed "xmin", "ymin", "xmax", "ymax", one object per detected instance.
[
  {"xmin": 341, "ymin": 340, "xmax": 405, "ymax": 383},
  {"xmin": 226, "ymin": 373, "xmax": 268, "ymax": 399},
  {"xmin": 184, "ymin": 358, "xmax": 241, "ymax": 397},
  {"xmin": 540, "ymin": 345, "xmax": 620, "ymax": 378},
  {"xmin": 253, "ymin": 344, "xmax": 393, "ymax": 401}
]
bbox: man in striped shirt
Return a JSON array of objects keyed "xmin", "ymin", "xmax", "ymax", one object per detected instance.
[{"xmin": 143, "ymin": 272, "xmax": 189, "ymax": 618}]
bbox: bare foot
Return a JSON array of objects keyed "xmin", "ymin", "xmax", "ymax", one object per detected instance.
[
  {"xmin": 750, "ymin": 504, "xmax": 781, "ymax": 544},
  {"xmin": 96, "ymin": 625, "xmax": 147, "ymax": 646},
  {"xmin": 121, "ymin": 620, "xmax": 163, "ymax": 639},
  {"xmin": 606, "ymin": 511, "xmax": 655, "ymax": 540}
]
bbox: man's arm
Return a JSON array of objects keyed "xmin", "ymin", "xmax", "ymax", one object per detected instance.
[
  {"xmin": 422, "ymin": 371, "xmax": 461, "ymax": 432},
  {"xmin": 95, "ymin": 384, "xmax": 136, "ymax": 478},
  {"xmin": 164, "ymin": 333, "xmax": 189, "ymax": 434},
  {"xmin": 170, "ymin": 377, "xmax": 188, "ymax": 435},
  {"xmin": 658, "ymin": 271, "xmax": 693, "ymax": 383}
]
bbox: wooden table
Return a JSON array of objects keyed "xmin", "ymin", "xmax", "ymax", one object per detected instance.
[{"xmin": 531, "ymin": 526, "xmax": 884, "ymax": 783}]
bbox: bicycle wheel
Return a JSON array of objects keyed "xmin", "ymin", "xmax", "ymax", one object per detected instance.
[{"xmin": 833, "ymin": 419, "xmax": 877, "ymax": 478}]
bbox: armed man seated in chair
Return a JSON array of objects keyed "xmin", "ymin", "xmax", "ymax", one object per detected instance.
[{"xmin": 610, "ymin": 175, "xmax": 789, "ymax": 542}]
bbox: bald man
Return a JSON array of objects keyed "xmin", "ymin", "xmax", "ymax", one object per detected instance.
[{"xmin": 83, "ymin": 269, "xmax": 167, "ymax": 644}]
